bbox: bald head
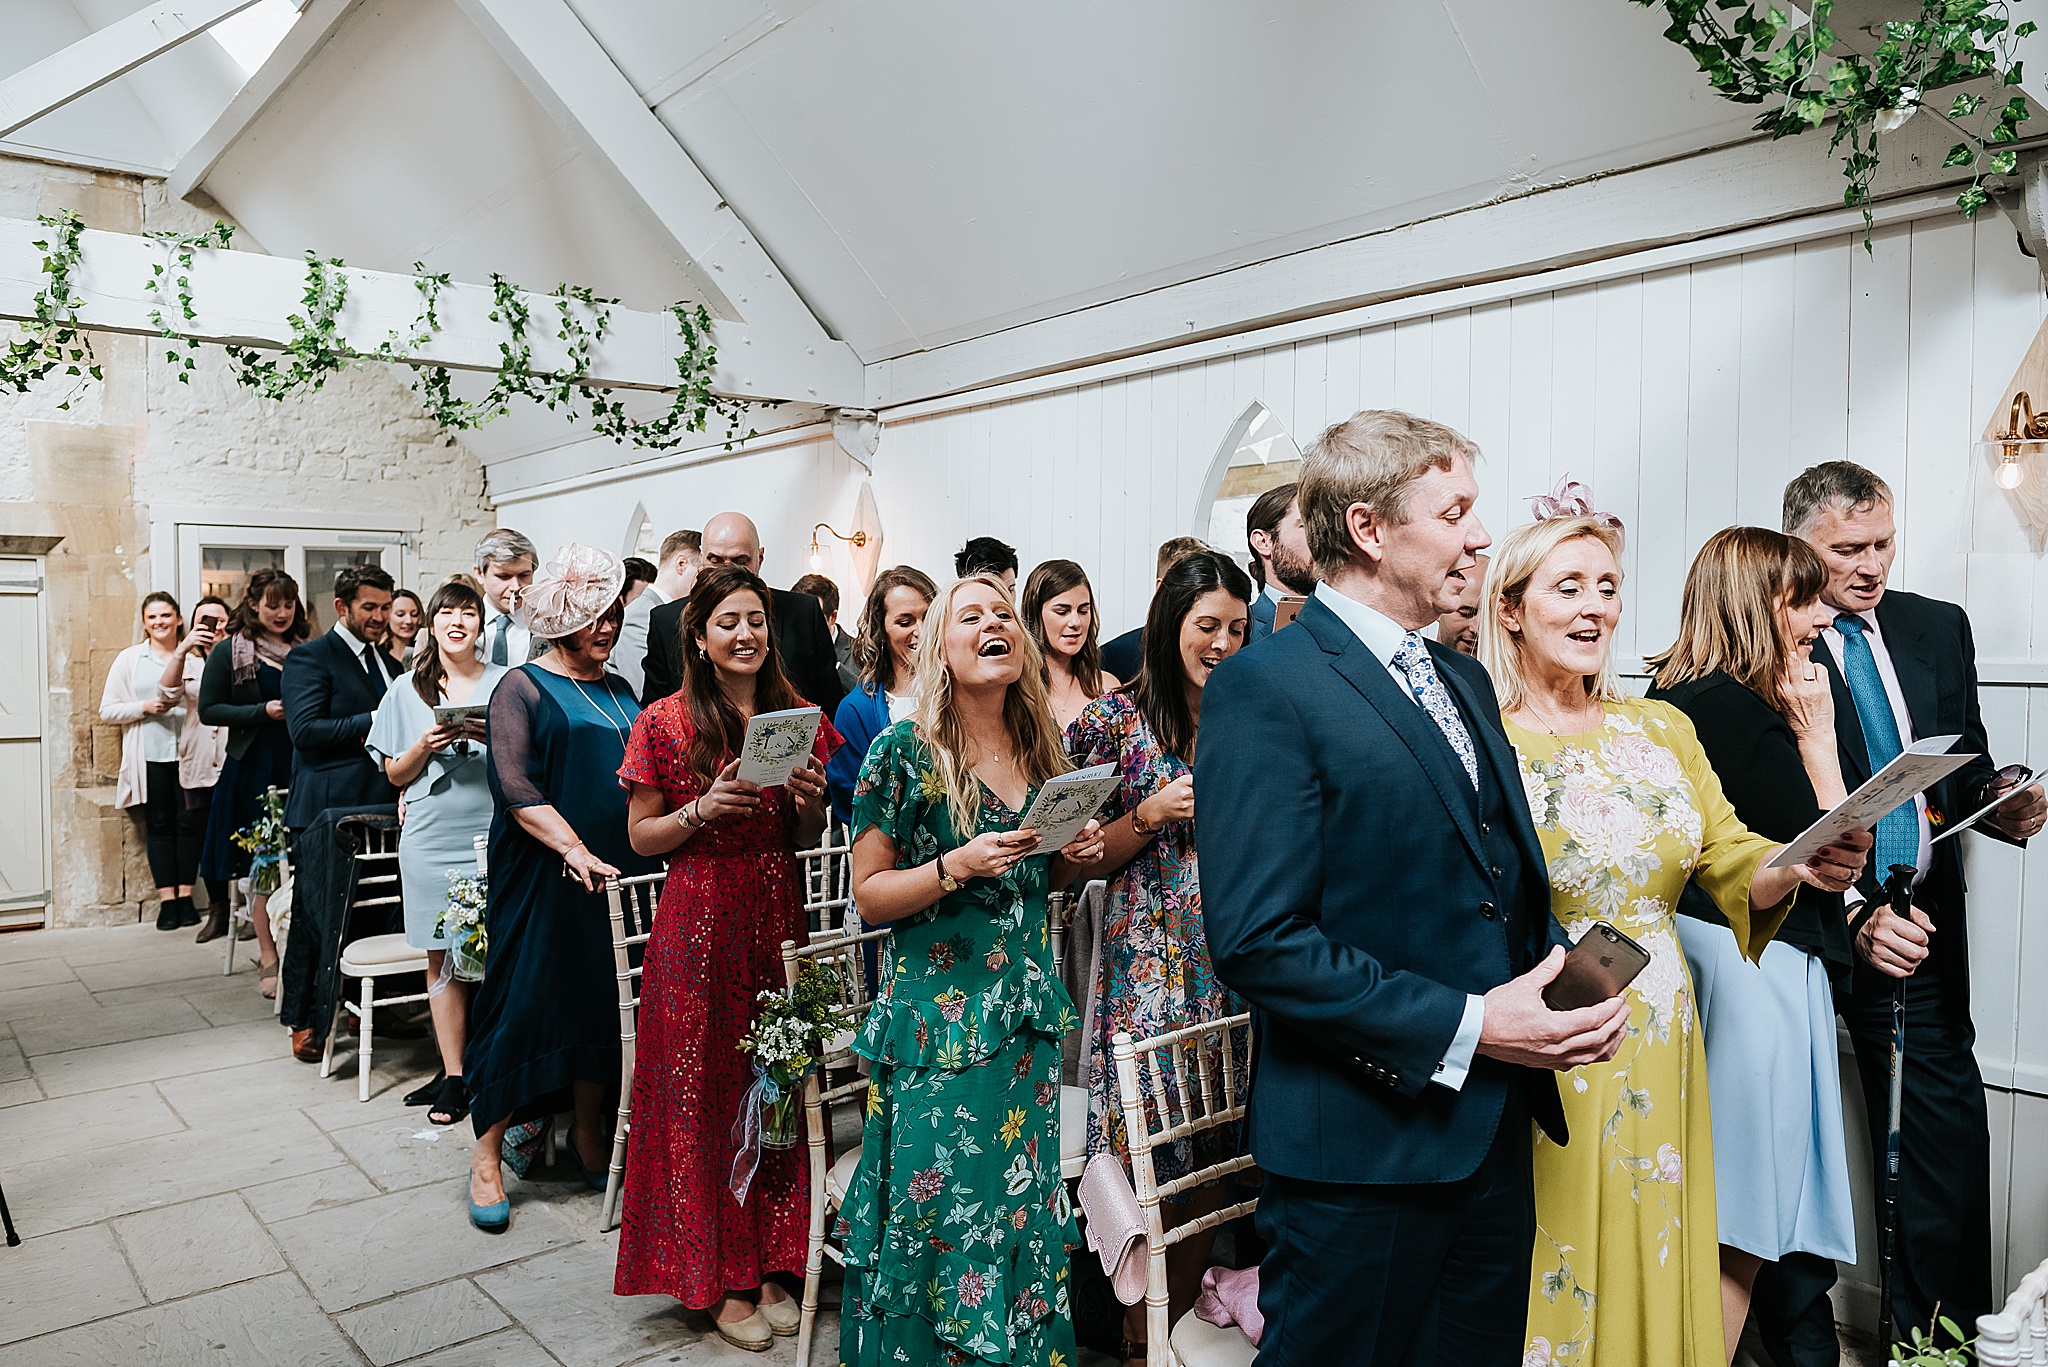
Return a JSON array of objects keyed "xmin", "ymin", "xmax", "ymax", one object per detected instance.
[{"xmin": 701, "ymin": 512, "xmax": 764, "ymax": 574}]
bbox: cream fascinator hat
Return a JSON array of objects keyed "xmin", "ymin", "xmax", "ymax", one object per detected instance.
[{"xmin": 513, "ymin": 543, "xmax": 626, "ymax": 639}]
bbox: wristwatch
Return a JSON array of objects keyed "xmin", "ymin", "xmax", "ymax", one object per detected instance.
[{"xmin": 935, "ymin": 851, "xmax": 960, "ymax": 893}]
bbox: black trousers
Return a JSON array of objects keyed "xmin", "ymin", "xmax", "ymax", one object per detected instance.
[
  {"xmin": 142, "ymin": 760, "xmax": 203, "ymax": 891},
  {"xmin": 1751, "ymin": 950, "xmax": 1993, "ymax": 1365},
  {"xmin": 1253, "ymin": 1101, "xmax": 1533, "ymax": 1367}
]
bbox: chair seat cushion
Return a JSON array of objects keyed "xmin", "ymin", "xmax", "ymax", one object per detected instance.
[
  {"xmin": 340, "ymin": 933, "xmax": 429, "ymax": 972},
  {"xmin": 1170, "ymin": 1309, "xmax": 1258, "ymax": 1367},
  {"xmin": 825, "ymin": 1144, "xmax": 862, "ymax": 1207},
  {"xmin": 1060, "ymin": 1085, "xmax": 1088, "ymax": 1163}
]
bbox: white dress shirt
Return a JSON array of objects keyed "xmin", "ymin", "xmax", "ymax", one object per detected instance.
[
  {"xmin": 1821, "ymin": 608, "xmax": 1932, "ymax": 885},
  {"xmin": 1312, "ymin": 583, "xmax": 1487, "ymax": 1091},
  {"xmin": 612, "ymin": 585, "xmax": 668, "ymax": 695}
]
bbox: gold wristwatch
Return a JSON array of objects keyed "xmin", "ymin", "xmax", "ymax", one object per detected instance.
[{"xmin": 936, "ymin": 851, "xmax": 960, "ymax": 893}]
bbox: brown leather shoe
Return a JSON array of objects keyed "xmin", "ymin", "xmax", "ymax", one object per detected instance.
[
  {"xmin": 291, "ymin": 1028, "xmax": 322, "ymax": 1063},
  {"xmin": 194, "ymin": 907, "xmax": 229, "ymax": 944}
]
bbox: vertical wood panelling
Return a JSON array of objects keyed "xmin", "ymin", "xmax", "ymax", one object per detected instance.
[
  {"xmin": 1429, "ymin": 308, "xmax": 1473, "ymax": 438},
  {"xmin": 1593, "ymin": 280, "xmax": 1645, "ymax": 660},
  {"xmin": 1467, "ymin": 300, "xmax": 1516, "ymax": 550},
  {"xmin": 1736, "ymin": 249, "xmax": 1797, "ymax": 530},
  {"xmin": 1506, "ymin": 295, "xmax": 1555, "ymax": 513},
  {"xmin": 1790, "ymin": 238, "xmax": 1853, "ymax": 473},
  {"xmin": 1684, "ymin": 256, "xmax": 1744, "ymax": 553},
  {"xmin": 1549, "ymin": 286, "xmax": 1599, "ymax": 495},
  {"xmin": 1393, "ymin": 318, "xmax": 1432, "ymax": 415},
  {"xmin": 1902, "ymin": 217, "xmax": 1977, "ymax": 609},
  {"xmin": 1636, "ymin": 266, "xmax": 1694, "ymax": 661},
  {"xmin": 1846, "ymin": 224, "xmax": 1914, "ymax": 537},
  {"xmin": 1965, "ymin": 212, "xmax": 2045, "ymax": 655}
]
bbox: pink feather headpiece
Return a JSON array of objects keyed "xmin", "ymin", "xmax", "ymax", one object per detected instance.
[
  {"xmin": 1527, "ymin": 475, "xmax": 1625, "ymax": 536},
  {"xmin": 513, "ymin": 542, "xmax": 626, "ymax": 639}
]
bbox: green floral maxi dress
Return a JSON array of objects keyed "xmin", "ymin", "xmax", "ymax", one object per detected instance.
[
  {"xmin": 839, "ymin": 720, "xmax": 1082, "ymax": 1367},
  {"xmin": 1511, "ymin": 699, "xmax": 1787, "ymax": 1367}
]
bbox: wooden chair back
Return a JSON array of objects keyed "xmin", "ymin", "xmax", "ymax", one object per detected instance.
[
  {"xmin": 597, "ymin": 871, "xmax": 666, "ymax": 1231},
  {"xmin": 798, "ymin": 816, "xmax": 854, "ymax": 936}
]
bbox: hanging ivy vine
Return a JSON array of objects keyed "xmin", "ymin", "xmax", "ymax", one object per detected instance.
[
  {"xmin": 0, "ymin": 210, "xmax": 99, "ymax": 408},
  {"xmin": 1639, "ymin": 0, "xmax": 2035, "ymax": 230},
  {"xmin": 4, "ymin": 208, "xmax": 748, "ymax": 448}
]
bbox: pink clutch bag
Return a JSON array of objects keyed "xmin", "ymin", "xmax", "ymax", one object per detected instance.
[{"xmin": 1077, "ymin": 1152, "xmax": 1149, "ymax": 1306}]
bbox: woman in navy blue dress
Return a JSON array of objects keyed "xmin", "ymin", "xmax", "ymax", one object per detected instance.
[{"xmin": 464, "ymin": 544, "xmax": 659, "ymax": 1231}]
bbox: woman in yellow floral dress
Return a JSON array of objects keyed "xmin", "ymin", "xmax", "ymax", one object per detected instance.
[{"xmin": 1478, "ymin": 508, "xmax": 1870, "ymax": 1367}]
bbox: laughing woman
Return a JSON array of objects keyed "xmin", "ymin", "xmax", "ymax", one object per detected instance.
[
  {"xmin": 1480, "ymin": 511, "xmax": 1870, "ymax": 1367},
  {"xmin": 839, "ymin": 574, "xmax": 1106, "ymax": 1367}
]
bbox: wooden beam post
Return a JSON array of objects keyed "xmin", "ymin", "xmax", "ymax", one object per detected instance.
[{"xmin": 0, "ymin": 0, "xmax": 269, "ymax": 139}]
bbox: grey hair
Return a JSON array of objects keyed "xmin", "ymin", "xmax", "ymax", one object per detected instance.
[
  {"xmin": 1782, "ymin": 461, "xmax": 1892, "ymax": 536},
  {"xmin": 473, "ymin": 527, "xmax": 538, "ymax": 572}
]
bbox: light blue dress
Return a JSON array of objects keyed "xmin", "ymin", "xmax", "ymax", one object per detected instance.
[{"xmin": 365, "ymin": 665, "xmax": 507, "ymax": 948}]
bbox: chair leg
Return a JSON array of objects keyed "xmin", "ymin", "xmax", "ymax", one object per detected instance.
[
  {"xmin": 320, "ymin": 980, "xmax": 344, "ymax": 1079},
  {"xmin": 270, "ymin": 911, "xmax": 286, "ymax": 1018},
  {"xmin": 358, "ymin": 978, "xmax": 374, "ymax": 1103},
  {"xmin": 221, "ymin": 881, "xmax": 239, "ymax": 976},
  {"xmin": 601, "ymin": 1056, "xmax": 637, "ymax": 1231}
]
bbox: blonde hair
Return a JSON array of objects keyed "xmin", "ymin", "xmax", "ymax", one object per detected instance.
[
  {"xmin": 1478, "ymin": 516, "xmax": 1629, "ymax": 714},
  {"xmin": 1299, "ymin": 410, "xmax": 1479, "ymax": 578},
  {"xmin": 1646, "ymin": 526, "xmax": 1827, "ymax": 716},
  {"xmin": 911, "ymin": 574, "xmax": 1073, "ymax": 838}
]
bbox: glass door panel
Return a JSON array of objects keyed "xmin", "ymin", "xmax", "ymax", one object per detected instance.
[
  {"xmin": 303, "ymin": 548, "xmax": 383, "ymax": 633},
  {"xmin": 199, "ymin": 545, "xmax": 285, "ymax": 606}
]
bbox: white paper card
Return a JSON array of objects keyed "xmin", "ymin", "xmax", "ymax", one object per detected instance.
[
  {"xmin": 1014, "ymin": 763, "xmax": 1119, "ymax": 851},
  {"xmin": 432, "ymin": 703, "xmax": 489, "ymax": 729},
  {"xmin": 736, "ymin": 706, "xmax": 823, "ymax": 786},
  {"xmin": 1765, "ymin": 735, "xmax": 1976, "ymax": 869},
  {"xmin": 1932, "ymin": 766, "xmax": 2040, "ymax": 845}
]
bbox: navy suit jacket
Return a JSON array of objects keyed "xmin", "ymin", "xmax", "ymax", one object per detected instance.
[
  {"xmin": 1196, "ymin": 595, "xmax": 1567, "ymax": 1185},
  {"xmin": 1247, "ymin": 591, "xmax": 1276, "ymax": 643},
  {"xmin": 281, "ymin": 629, "xmax": 399, "ymax": 828},
  {"xmin": 828, "ymin": 679, "xmax": 893, "ymax": 825}
]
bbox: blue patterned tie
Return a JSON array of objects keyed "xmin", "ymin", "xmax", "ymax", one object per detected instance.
[
  {"xmin": 1392, "ymin": 633, "xmax": 1479, "ymax": 789},
  {"xmin": 1833, "ymin": 614, "xmax": 1917, "ymax": 874}
]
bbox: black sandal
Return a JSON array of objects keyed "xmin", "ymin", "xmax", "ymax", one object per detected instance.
[
  {"xmin": 428, "ymin": 1076, "xmax": 470, "ymax": 1126},
  {"xmin": 403, "ymin": 1072, "xmax": 446, "ymax": 1107}
]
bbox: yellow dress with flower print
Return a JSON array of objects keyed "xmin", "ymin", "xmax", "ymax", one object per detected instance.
[{"xmin": 1509, "ymin": 698, "xmax": 1786, "ymax": 1367}]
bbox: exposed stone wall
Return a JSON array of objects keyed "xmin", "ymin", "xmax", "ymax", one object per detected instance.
[{"xmin": 0, "ymin": 155, "xmax": 495, "ymax": 928}]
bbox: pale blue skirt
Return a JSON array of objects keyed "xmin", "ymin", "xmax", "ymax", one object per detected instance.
[{"xmin": 1680, "ymin": 919, "xmax": 1857, "ymax": 1264}]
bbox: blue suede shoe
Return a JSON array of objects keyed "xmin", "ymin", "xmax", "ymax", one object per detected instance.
[
  {"xmin": 581, "ymin": 1163, "xmax": 608, "ymax": 1192},
  {"xmin": 469, "ymin": 1196, "xmax": 510, "ymax": 1232}
]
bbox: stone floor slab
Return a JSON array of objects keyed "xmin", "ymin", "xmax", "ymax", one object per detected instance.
[
  {"xmin": 243, "ymin": 1164, "xmax": 384, "ymax": 1224},
  {"xmin": 91, "ymin": 971, "xmax": 254, "ymax": 1010},
  {"xmin": 3, "ymin": 1083, "xmax": 184, "ymax": 1165},
  {"xmin": 5, "ymin": 1271, "xmax": 361, "ymax": 1366},
  {"xmin": 335, "ymin": 1279, "xmax": 510, "ymax": 1366},
  {"xmin": 182, "ymin": 979, "xmax": 285, "ymax": 1027},
  {"xmin": 0, "ymin": 1223, "xmax": 146, "ymax": 1347},
  {"xmin": 404, "ymin": 1327, "xmax": 562, "ymax": 1367},
  {"xmin": 113, "ymin": 1192, "xmax": 287, "ymax": 1302},
  {"xmin": 0, "ymin": 1033, "xmax": 31, "ymax": 1082},
  {"xmin": 30, "ymin": 1019, "xmax": 288, "ymax": 1096},
  {"xmin": 71, "ymin": 948, "xmax": 246, "ymax": 994},
  {"xmin": 474, "ymin": 1243, "xmax": 776, "ymax": 1367},
  {"xmin": 0, "ymin": 980, "xmax": 93, "ymax": 1022},
  {"xmin": 0, "ymin": 1075, "xmax": 42, "ymax": 1105},
  {"xmin": 12, "ymin": 996, "xmax": 212, "ymax": 1056},
  {"xmin": 268, "ymin": 1184, "xmax": 578, "ymax": 1312},
  {"xmin": 328, "ymin": 1116, "xmax": 476, "ymax": 1194},
  {"xmin": 0, "ymin": 955, "xmax": 83, "ymax": 987}
]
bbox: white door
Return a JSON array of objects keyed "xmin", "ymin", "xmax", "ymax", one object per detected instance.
[{"xmin": 0, "ymin": 561, "xmax": 50, "ymax": 928}]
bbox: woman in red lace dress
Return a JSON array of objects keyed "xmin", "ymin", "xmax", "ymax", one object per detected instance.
[{"xmin": 612, "ymin": 565, "xmax": 842, "ymax": 1352}]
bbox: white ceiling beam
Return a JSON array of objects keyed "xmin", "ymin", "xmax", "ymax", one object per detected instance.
[
  {"xmin": 450, "ymin": 0, "xmax": 862, "ymax": 407},
  {"xmin": 0, "ymin": 0, "xmax": 268, "ymax": 138},
  {"xmin": 0, "ymin": 215, "xmax": 802, "ymax": 399},
  {"xmin": 867, "ymin": 113, "xmax": 2022, "ymax": 408},
  {"xmin": 168, "ymin": 0, "xmax": 369, "ymax": 203}
]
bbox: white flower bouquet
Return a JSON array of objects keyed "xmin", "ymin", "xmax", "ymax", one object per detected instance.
[{"xmin": 437, "ymin": 872, "xmax": 488, "ymax": 981}]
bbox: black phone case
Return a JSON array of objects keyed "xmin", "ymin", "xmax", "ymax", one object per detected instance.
[{"xmin": 1542, "ymin": 921, "xmax": 1651, "ymax": 1011}]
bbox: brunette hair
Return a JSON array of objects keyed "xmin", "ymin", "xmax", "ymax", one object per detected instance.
[
  {"xmin": 622, "ymin": 557, "xmax": 657, "ymax": 591},
  {"xmin": 141, "ymin": 590, "xmax": 181, "ymax": 622},
  {"xmin": 1477, "ymin": 516, "xmax": 1629, "ymax": 714},
  {"xmin": 191, "ymin": 595, "xmax": 230, "ymax": 629},
  {"xmin": 410, "ymin": 580, "xmax": 489, "ymax": 706},
  {"xmin": 1245, "ymin": 482, "xmax": 1299, "ymax": 588},
  {"xmin": 1647, "ymin": 526, "xmax": 1829, "ymax": 716},
  {"xmin": 332, "ymin": 562, "xmax": 394, "ymax": 606},
  {"xmin": 389, "ymin": 587, "xmax": 424, "ymax": 626},
  {"xmin": 228, "ymin": 568, "xmax": 309, "ymax": 642},
  {"xmin": 911, "ymin": 575, "xmax": 1072, "ymax": 839},
  {"xmin": 678, "ymin": 565, "xmax": 805, "ymax": 785},
  {"xmin": 790, "ymin": 573, "xmax": 841, "ymax": 619},
  {"xmin": 852, "ymin": 565, "xmax": 939, "ymax": 690},
  {"xmin": 1021, "ymin": 559, "xmax": 1105, "ymax": 697},
  {"xmin": 1129, "ymin": 550, "xmax": 1252, "ymax": 761}
]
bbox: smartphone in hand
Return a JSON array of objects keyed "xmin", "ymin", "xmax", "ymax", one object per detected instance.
[{"xmin": 1543, "ymin": 921, "xmax": 1651, "ymax": 1011}]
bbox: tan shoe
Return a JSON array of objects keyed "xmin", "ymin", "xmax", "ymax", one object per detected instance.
[
  {"xmin": 713, "ymin": 1308, "xmax": 774, "ymax": 1352},
  {"xmin": 755, "ymin": 1292, "xmax": 799, "ymax": 1337}
]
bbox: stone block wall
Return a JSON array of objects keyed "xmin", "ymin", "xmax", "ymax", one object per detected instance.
[{"xmin": 0, "ymin": 154, "xmax": 498, "ymax": 928}]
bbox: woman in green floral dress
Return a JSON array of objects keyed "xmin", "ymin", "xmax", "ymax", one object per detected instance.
[{"xmin": 840, "ymin": 574, "xmax": 1107, "ymax": 1367}]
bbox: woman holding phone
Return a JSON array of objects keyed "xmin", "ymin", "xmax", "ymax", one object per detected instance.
[{"xmin": 366, "ymin": 579, "xmax": 506, "ymax": 1127}]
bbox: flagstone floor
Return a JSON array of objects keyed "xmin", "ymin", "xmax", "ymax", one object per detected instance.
[{"xmin": 0, "ymin": 921, "xmax": 1883, "ymax": 1367}]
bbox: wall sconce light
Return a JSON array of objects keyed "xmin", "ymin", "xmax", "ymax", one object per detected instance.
[
  {"xmin": 1990, "ymin": 390, "xmax": 2048, "ymax": 490},
  {"xmin": 809, "ymin": 522, "xmax": 869, "ymax": 570}
]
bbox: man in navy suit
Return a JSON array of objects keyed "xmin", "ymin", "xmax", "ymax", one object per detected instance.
[
  {"xmin": 1750, "ymin": 462, "xmax": 2045, "ymax": 1363},
  {"xmin": 1245, "ymin": 481, "xmax": 1315, "ymax": 642},
  {"xmin": 1197, "ymin": 410, "xmax": 1629, "ymax": 1366},
  {"xmin": 281, "ymin": 563, "xmax": 400, "ymax": 830}
]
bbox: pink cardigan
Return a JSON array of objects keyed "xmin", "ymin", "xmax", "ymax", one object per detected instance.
[{"xmin": 98, "ymin": 644, "xmax": 225, "ymax": 808}]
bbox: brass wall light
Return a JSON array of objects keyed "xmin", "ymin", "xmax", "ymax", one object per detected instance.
[
  {"xmin": 808, "ymin": 521, "xmax": 869, "ymax": 570},
  {"xmin": 1990, "ymin": 391, "xmax": 2048, "ymax": 490}
]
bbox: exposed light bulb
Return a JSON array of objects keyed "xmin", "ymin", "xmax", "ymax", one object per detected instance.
[
  {"xmin": 1997, "ymin": 455, "xmax": 2026, "ymax": 491},
  {"xmin": 809, "ymin": 542, "xmax": 823, "ymax": 570}
]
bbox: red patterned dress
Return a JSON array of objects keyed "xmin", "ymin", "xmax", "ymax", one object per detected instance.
[{"xmin": 611, "ymin": 695, "xmax": 843, "ymax": 1308}]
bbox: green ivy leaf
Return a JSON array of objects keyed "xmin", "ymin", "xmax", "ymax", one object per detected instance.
[
  {"xmin": 1958, "ymin": 184, "xmax": 1991, "ymax": 216},
  {"xmin": 1990, "ymin": 149, "xmax": 2019, "ymax": 175},
  {"xmin": 1944, "ymin": 141, "xmax": 1977, "ymax": 167}
]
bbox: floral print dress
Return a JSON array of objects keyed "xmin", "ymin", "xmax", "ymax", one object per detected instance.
[
  {"xmin": 1066, "ymin": 691, "xmax": 1242, "ymax": 1187},
  {"xmin": 1512, "ymin": 699, "xmax": 1785, "ymax": 1367},
  {"xmin": 839, "ymin": 720, "xmax": 1082, "ymax": 1367}
]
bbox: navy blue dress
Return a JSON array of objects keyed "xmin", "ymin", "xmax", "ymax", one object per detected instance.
[
  {"xmin": 465, "ymin": 664, "xmax": 659, "ymax": 1137},
  {"xmin": 198, "ymin": 660, "xmax": 293, "ymax": 882}
]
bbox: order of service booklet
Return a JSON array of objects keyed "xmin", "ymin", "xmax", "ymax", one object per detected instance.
[
  {"xmin": 1765, "ymin": 735, "xmax": 1977, "ymax": 869},
  {"xmin": 1014, "ymin": 762, "xmax": 1120, "ymax": 851},
  {"xmin": 736, "ymin": 706, "xmax": 824, "ymax": 786},
  {"xmin": 431, "ymin": 703, "xmax": 490, "ymax": 729}
]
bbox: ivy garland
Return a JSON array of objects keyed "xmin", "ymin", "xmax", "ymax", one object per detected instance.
[
  {"xmin": 1641, "ymin": 0, "xmax": 2036, "ymax": 231},
  {"xmin": 3, "ymin": 208, "xmax": 746, "ymax": 448}
]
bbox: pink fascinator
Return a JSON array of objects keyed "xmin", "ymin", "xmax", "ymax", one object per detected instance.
[
  {"xmin": 514, "ymin": 542, "xmax": 626, "ymax": 639},
  {"xmin": 1527, "ymin": 475, "xmax": 1625, "ymax": 536}
]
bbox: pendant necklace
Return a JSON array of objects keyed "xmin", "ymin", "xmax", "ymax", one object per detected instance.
[{"xmin": 570, "ymin": 674, "xmax": 631, "ymax": 746}]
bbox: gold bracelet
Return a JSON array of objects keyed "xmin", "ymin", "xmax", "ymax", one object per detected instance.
[{"xmin": 1130, "ymin": 808, "xmax": 1157, "ymax": 837}]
